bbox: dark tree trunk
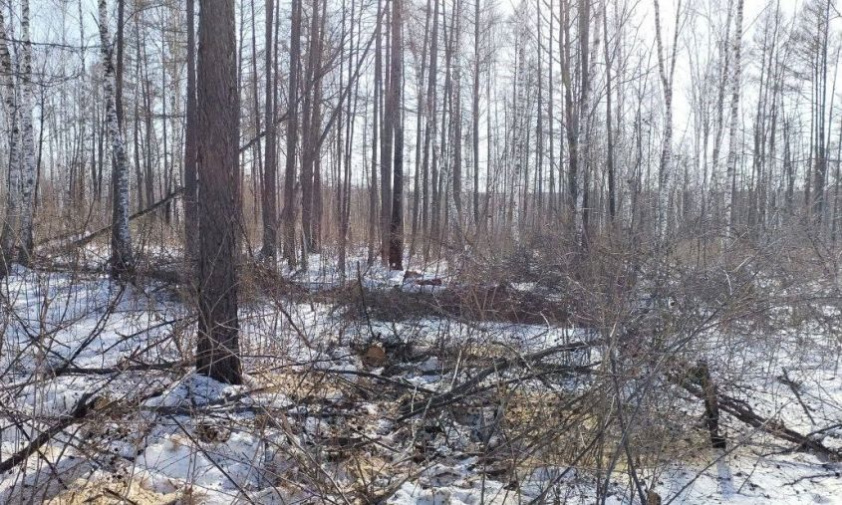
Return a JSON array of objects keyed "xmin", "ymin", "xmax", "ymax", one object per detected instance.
[
  {"xmin": 261, "ymin": 0, "xmax": 278, "ymax": 260},
  {"xmin": 184, "ymin": 0, "xmax": 199, "ymax": 265},
  {"xmin": 196, "ymin": 0, "xmax": 242, "ymax": 385},
  {"xmin": 389, "ymin": 0, "xmax": 404, "ymax": 270},
  {"xmin": 604, "ymin": 0, "xmax": 616, "ymax": 222},
  {"xmin": 283, "ymin": 0, "xmax": 303, "ymax": 267},
  {"xmin": 379, "ymin": 0, "xmax": 393, "ymax": 264}
]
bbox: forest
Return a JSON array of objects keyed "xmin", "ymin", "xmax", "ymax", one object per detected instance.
[{"xmin": 1, "ymin": 0, "xmax": 842, "ymax": 503}]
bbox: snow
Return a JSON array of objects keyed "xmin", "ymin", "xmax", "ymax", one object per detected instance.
[{"xmin": 2, "ymin": 265, "xmax": 842, "ymax": 503}]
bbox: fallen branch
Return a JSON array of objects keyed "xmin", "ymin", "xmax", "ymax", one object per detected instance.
[
  {"xmin": 56, "ymin": 360, "xmax": 186, "ymax": 376},
  {"xmin": 784, "ymin": 472, "xmax": 842, "ymax": 486},
  {"xmin": 398, "ymin": 339, "xmax": 599, "ymax": 421},
  {"xmin": 779, "ymin": 367, "xmax": 816, "ymax": 426},
  {"xmin": 39, "ymin": 188, "xmax": 185, "ymax": 250},
  {"xmin": 0, "ymin": 393, "xmax": 99, "ymax": 474}
]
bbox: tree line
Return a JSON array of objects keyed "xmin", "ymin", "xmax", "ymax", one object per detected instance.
[{"xmin": 2, "ymin": 0, "xmax": 841, "ymax": 382}]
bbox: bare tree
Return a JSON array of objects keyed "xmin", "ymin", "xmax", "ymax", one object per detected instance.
[
  {"xmin": 604, "ymin": 0, "xmax": 616, "ymax": 223},
  {"xmin": 16, "ymin": 0, "xmax": 36, "ymax": 264},
  {"xmin": 261, "ymin": 0, "xmax": 278, "ymax": 260},
  {"xmin": 0, "ymin": 7, "xmax": 20, "ymax": 275},
  {"xmin": 724, "ymin": 0, "xmax": 744, "ymax": 236},
  {"xmin": 195, "ymin": 0, "xmax": 242, "ymax": 385},
  {"xmin": 184, "ymin": 0, "xmax": 198, "ymax": 265},
  {"xmin": 652, "ymin": 0, "xmax": 681, "ymax": 242},
  {"xmin": 388, "ymin": 0, "xmax": 405, "ymax": 269},
  {"xmin": 99, "ymin": 0, "xmax": 135, "ymax": 278},
  {"xmin": 379, "ymin": 0, "xmax": 393, "ymax": 264},
  {"xmin": 422, "ymin": 0, "xmax": 441, "ymax": 260},
  {"xmin": 283, "ymin": 0, "xmax": 303, "ymax": 267}
]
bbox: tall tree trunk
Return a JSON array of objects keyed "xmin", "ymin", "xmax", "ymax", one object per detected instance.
[
  {"xmin": 301, "ymin": 0, "xmax": 326, "ymax": 256},
  {"xmin": 311, "ymin": 0, "xmax": 326, "ymax": 254},
  {"xmin": 261, "ymin": 0, "xmax": 278, "ymax": 260},
  {"xmin": 653, "ymin": 0, "xmax": 680, "ymax": 242},
  {"xmin": 17, "ymin": 0, "xmax": 36, "ymax": 264},
  {"xmin": 422, "ymin": 0, "xmax": 440, "ymax": 260},
  {"xmin": 196, "ymin": 0, "xmax": 242, "ymax": 385},
  {"xmin": 535, "ymin": 0, "xmax": 543, "ymax": 224},
  {"xmin": 389, "ymin": 0, "xmax": 405, "ymax": 270},
  {"xmin": 603, "ymin": 0, "xmax": 616, "ymax": 223},
  {"xmin": 561, "ymin": 0, "xmax": 578, "ymax": 228},
  {"xmin": 812, "ymin": 0, "xmax": 831, "ymax": 229},
  {"xmin": 283, "ymin": 0, "xmax": 303, "ymax": 267},
  {"xmin": 115, "ymin": 0, "xmax": 125, "ymax": 127},
  {"xmin": 184, "ymin": 0, "xmax": 199, "ymax": 265},
  {"xmin": 142, "ymin": 58, "xmax": 155, "ymax": 216},
  {"xmin": 133, "ymin": 12, "xmax": 144, "ymax": 212},
  {"xmin": 472, "ymin": 0, "xmax": 481, "ymax": 230},
  {"xmin": 410, "ymin": 0, "xmax": 431, "ymax": 259},
  {"xmin": 725, "ymin": 0, "xmax": 744, "ymax": 237},
  {"xmin": 99, "ymin": 0, "xmax": 135, "ymax": 278},
  {"xmin": 379, "ymin": 0, "xmax": 393, "ymax": 264},
  {"xmin": 0, "ymin": 8, "xmax": 20, "ymax": 275},
  {"xmin": 450, "ymin": 0, "xmax": 463, "ymax": 243}
]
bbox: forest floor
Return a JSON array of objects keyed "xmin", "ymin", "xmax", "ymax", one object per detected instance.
[{"xmin": 1, "ymin": 255, "xmax": 842, "ymax": 504}]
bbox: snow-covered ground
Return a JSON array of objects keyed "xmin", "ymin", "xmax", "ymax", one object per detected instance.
[{"xmin": 1, "ymin": 265, "xmax": 841, "ymax": 504}]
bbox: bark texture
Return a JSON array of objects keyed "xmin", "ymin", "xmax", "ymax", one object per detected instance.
[
  {"xmin": 99, "ymin": 0, "xmax": 135, "ymax": 279},
  {"xmin": 196, "ymin": 0, "xmax": 242, "ymax": 385}
]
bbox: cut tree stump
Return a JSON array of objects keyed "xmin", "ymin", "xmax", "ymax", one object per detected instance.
[
  {"xmin": 669, "ymin": 364, "xmax": 841, "ymax": 460},
  {"xmin": 694, "ymin": 360, "xmax": 727, "ymax": 449}
]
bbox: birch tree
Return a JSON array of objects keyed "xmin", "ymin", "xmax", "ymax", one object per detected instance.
[
  {"xmin": 99, "ymin": 0, "xmax": 135, "ymax": 278},
  {"xmin": 725, "ymin": 0, "xmax": 744, "ymax": 236},
  {"xmin": 17, "ymin": 0, "xmax": 36, "ymax": 264},
  {"xmin": 652, "ymin": 0, "xmax": 681, "ymax": 242},
  {"xmin": 0, "ymin": 7, "xmax": 20, "ymax": 275}
]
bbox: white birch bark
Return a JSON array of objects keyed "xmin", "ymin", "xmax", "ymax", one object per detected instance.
[
  {"xmin": 75, "ymin": 0, "xmax": 92, "ymax": 215},
  {"xmin": 653, "ymin": 0, "xmax": 680, "ymax": 243},
  {"xmin": 725, "ymin": 0, "xmax": 745, "ymax": 238},
  {"xmin": 99, "ymin": 0, "xmax": 134, "ymax": 276},
  {"xmin": 709, "ymin": 0, "xmax": 733, "ymax": 224},
  {"xmin": 0, "ymin": 8, "xmax": 21, "ymax": 273},
  {"xmin": 17, "ymin": 0, "xmax": 37, "ymax": 264}
]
